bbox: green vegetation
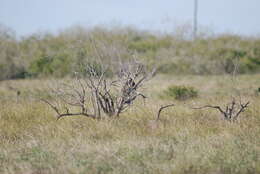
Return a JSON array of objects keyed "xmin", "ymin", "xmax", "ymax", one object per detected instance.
[
  {"xmin": 163, "ymin": 85, "xmax": 198, "ymax": 100},
  {"xmin": 28, "ymin": 54, "xmax": 72, "ymax": 77},
  {"xmin": 1, "ymin": 25, "xmax": 260, "ymax": 80}
]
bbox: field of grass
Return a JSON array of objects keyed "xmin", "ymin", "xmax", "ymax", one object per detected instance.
[{"xmin": 0, "ymin": 74, "xmax": 259, "ymax": 174}]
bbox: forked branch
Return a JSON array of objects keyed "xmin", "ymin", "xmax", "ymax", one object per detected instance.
[
  {"xmin": 193, "ymin": 98, "xmax": 249, "ymax": 121},
  {"xmin": 41, "ymin": 99, "xmax": 96, "ymax": 120}
]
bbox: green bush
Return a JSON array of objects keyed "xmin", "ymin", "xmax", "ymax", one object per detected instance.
[
  {"xmin": 128, "ymin": 36, "xmax": 171, "ymax": 53},
  {"xmin": 163, "ymin": 85, "xmax": 198, "ymax": 100},
  {"xmin": 28, "ymin": 54, "xmax": 72, "ymax": 78},
  {"xmin": 240, "ymin": 57, "xmax": 260, "ymax": 73},
  {"xmin": 1, "ymin": 25, "xmax": 260, "ymax": 79},
  {"xmin": 158, "ymin": 60, "xmax": 192, "ymax": 74},
  {"xmin": 28, "ymin": 56, "xmax": 53, "ymax": 77}
]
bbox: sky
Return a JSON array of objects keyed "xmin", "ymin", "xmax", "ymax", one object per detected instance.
[{"xmin": 0, "ymin": 0, "xmax": 260, "ymax": 37}]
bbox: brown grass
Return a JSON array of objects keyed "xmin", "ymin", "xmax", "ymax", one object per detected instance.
[{"xmin": 0, "ymin": 74, "xmax": 259, "ymax": 174}]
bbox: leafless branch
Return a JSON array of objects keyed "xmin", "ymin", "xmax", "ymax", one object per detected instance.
[
  {"xmin": 43, "ymin": 59, "xmax": 154, "ymax": 120},
  {"xmin": 41, "ymin": 99, "xmax": 96, "ymax": 120},
  {"xmin": 193, "ymin": 98, "xmax": 249, "ymax": 121},
  {"xmin": 157, "ymin": 104, "xmax": 175, "ymax": 121}
]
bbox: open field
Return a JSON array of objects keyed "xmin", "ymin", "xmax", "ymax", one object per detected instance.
[{"xmin": 0, "ymin": 74, "xmax": 260, "ymax": 174}]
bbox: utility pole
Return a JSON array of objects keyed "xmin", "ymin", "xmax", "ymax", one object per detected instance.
[{"xmin": 193, "ymin": 0, "xmax": 198, "ymax": 39}]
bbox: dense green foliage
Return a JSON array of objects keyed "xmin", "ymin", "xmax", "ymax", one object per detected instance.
[
  {"xmin": 163, "ymin": 85, "xmax": 198, "ymax": 100},
  {"xmin": 0, "ymin": 25, "xmax": 260, "ymax": 80}
]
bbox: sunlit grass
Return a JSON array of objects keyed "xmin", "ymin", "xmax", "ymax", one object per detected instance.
[{"xmin": 0, "ymin": 75, "xmax": 259, "ymax": 174}]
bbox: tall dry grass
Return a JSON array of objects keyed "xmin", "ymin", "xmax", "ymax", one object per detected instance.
[{"xmin": 0, "ymin": 75, "xmax": 259, "ymax": 174}]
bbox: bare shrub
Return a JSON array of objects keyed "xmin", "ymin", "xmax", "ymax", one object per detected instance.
[
  {"xmin": 193, "ymin": 98, "xmax": 249, "ymax": 121},
  {"xmin": 42, "ymin": 60, "xmax": 155, "ymax": 120}
]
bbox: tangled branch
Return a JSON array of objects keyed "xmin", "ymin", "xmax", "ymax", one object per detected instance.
[{"xmin": 42, "ymin": 60, "xmax": 155, "ymax": 120}]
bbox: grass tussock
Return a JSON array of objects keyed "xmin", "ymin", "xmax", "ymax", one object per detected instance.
[
  {"xmin": 0, "ymin": 75, "xmax": 260, "ymax": 174},
  {"xmin": 162, "ymin": 85, "xmax": 198, "ymax": 100}
]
